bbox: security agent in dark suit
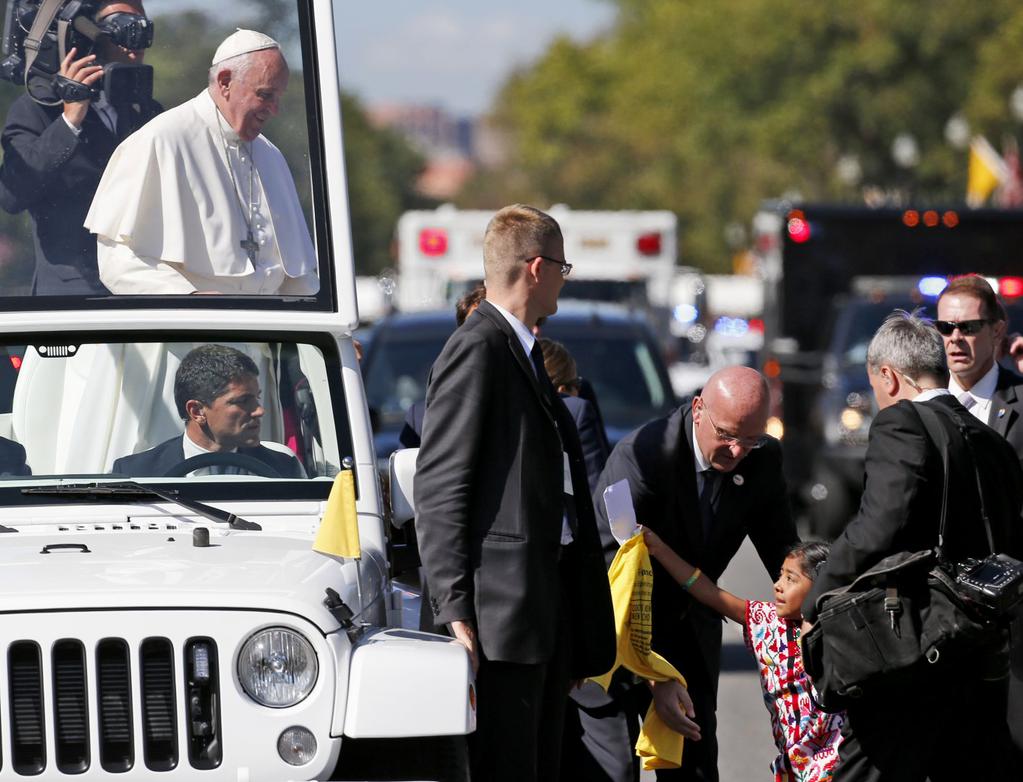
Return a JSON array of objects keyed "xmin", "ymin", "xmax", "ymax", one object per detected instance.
[
  {"xmin": 0, "ymin": 0, "xmax": 160, "ymax": 295},
  {"xmin": 588, "ymin": 366, "xmax": 797, "ymax": 782},
  {"xmin": 935, "ymin": 274, "xmax": 1023, "ymax": 764},
  {"xmin": 802, "ymin": 310, "xmax": 1023, "ymax": 782},
  {"xmin": 413, "ymin": 205, "xmax": 615, "ymax": 782},
  {"xmin": 111, "ymin": 344, "xmax": 304, "ymax": 478}
]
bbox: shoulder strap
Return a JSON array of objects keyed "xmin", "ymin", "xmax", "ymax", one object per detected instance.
[
  {"xmin": 914, "ymin": 401, "xmax": 996, "ymax": 558},
  {"xmin": 22, "ymin": 0, "xmax": 68, "ymax": 105}
]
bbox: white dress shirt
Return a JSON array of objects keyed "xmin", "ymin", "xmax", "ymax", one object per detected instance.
[{"xmin": 948, "ymin": 363, "xmax": 998, "ymax": 424}]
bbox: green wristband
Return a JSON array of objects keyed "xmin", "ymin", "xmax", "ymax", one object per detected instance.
[{"xmin": 683, "ymin": 568, "xmax": 702, "ymax": 591}]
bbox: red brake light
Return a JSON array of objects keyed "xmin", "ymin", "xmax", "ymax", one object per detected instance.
[
  {"xmin": 9, "ymin": 355, "xmax": 21, "ymax": 370},
  {"xmin": 419, "ymin": 228, "xmax": 448, "ymax": 257},
  {"xmin": 1000, "ymin": 277, "xmax": 1023, "ymax": 298},
  {"xmin": 923, "ymin": 210, "xmax": 939, "ymax": 228},
  {"xmin": 787, "ymin": 217, "xmax": 811, "ymax": 243},
  {"xmin": 637, "ymin": 232, "xmax": 662, "ymax": 256},
  {"xmin": 903, "ymin": 210, "xmax": 920, "ymax": 227}
]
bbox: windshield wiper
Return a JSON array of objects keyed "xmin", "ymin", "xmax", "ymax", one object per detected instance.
[{"xmin": 22, "ymin": 481, "xmax": 261, "ymax": 530}]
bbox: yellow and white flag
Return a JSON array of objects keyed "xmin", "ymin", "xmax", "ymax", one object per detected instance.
[
  {"xmin": 967, "ymin": 136, "xmax": 1008, "ymax": 207},
  {"xmin": 313, "ymin": 470, "xmax": 360, "ymax": 559}
]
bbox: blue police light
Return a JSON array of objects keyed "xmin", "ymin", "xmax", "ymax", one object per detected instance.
[
  {"xmin": 673, "ymin": 304, "xmax": 699, "ymax": 324},
  {"xmin": 917, "ymin": 276, "xmax": 948, "ymax": 298},
  {"xmin": 714, "ymin": 316, "xmax": 750, "ymax": 336}
]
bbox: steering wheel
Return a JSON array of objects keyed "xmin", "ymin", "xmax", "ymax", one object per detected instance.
[{"xmin": 162, "ymin": 452, "xmax": 282, "ymax": 478}]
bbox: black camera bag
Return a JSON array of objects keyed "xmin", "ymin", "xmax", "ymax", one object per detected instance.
[{"xmin": 801, "ymin": 401, "xmax": 1022, "ymax": 713}]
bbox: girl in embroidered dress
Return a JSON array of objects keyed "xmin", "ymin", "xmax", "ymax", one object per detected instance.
[{"xmin": 643, "ymin": 530, "xmax": 844, "ymax": 782}]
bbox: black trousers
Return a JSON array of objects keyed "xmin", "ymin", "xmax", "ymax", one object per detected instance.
[
  {"xmin": 467, "ymin": 579, "xmax": 572, "ymax": 782},
  {"xmin": 561, "ymin": 677, "xmax": 642, "ymax": 782},
  {"xmin": 834, "ymin": 675, "xmax": 1012, "ymax": 781}
]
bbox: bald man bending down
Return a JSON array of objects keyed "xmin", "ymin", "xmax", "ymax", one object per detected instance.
[{"xmin": 576, "ymin": 367, "xmax": 799, "ymax": 782}]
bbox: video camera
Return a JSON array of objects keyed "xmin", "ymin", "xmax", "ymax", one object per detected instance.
[{"xmin": 0, "ymin": 0, "xmax": 154, "ymax": 106}]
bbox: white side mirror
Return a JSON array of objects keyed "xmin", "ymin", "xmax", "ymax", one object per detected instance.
[{"xmin": 388, "ymin": 448, "xmax": 418, "ymax": 528}]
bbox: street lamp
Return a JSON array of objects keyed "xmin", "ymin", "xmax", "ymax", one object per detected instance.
[
  {"xmin": 1011, "ymin": 85, "xmax": 1023, "ymax": 124},
  {"xmin": 944, "ymin": 114, "xmax": 970, "ymax": 150},
  {"xmin": 891, "ymin": 133, "xmax": 920, "ymax": 169}
]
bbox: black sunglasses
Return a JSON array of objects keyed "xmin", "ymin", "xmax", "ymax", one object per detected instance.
[{"xmin": 934, "ymin": 319, "xmax": 991, "ymax": 337}]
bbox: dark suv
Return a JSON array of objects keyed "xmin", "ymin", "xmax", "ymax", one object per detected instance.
[{"xmin": 361, "ymin": 302, "xmax": 678, "ymax": 467}]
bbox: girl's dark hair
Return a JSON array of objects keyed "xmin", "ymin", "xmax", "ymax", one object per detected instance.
[{"xmin": 786, "ymin": 541, "xmax": 831, "ymax": 580}]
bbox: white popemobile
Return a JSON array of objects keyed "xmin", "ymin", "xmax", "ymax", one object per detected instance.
[{"xmin": 0, "ymin": 1, "xmax": 472, "ymax": 780}]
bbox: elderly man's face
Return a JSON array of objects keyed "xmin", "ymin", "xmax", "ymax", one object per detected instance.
[
  {"xmin": 692, "ymin": 395, "xmax": 767, "ymax": 472},
  {"xmin": 222, "ymin": 49, "xmax": 289, "ymax": 142}
]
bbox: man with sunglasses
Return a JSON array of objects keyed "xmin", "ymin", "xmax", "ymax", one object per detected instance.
[
  {"xmin": 936, "ymin": 273, "xmax": 1023, "ymax": 763},
  {"xmin": 586, "ymin": 365, "xmax": 798, "ymax": 782},
  {"xmin": 0, "ymin": 0, "xmax": 160, "ymax": 295}
]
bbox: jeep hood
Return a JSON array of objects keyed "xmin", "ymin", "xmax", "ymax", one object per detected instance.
[{"xmin": 0, "ymin": 529, "xmax": 374, "ymax": 632}]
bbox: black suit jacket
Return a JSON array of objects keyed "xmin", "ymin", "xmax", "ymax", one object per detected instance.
[
  {"xmin": 111, "ymin": 436, "xmax": 305, "ymax": 479},
  {"xmin": 414, "ymin": 300, "xmax": 615, "ymax": 676},
  {"xmin": 0, "ymin": 436, "xmax": 30, "ymax": 477},
  {"xmin": 592, "ymin": 402, "xmax": 797, "ymax": 689},
  {"xmin": 991, "ymin": 365, "xmax": 1023, "ymax": 459},
  {"xmin": 561, "ymin": 393, "xmax": 610, "ymax": 494},
  {"xmin": 0, "ymin": 94, "xmax": 161, "ymax": 294},
  {"xmin": 804, "ymin": 395, "xmax": 1023, "ymax": 622}
]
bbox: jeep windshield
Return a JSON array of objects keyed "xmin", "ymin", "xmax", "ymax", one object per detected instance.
[
  {"xmin": 0, "ymin": 0, "xmax": 356, "ymax": 318},
  {"xmin": 0, "ymin": 334, "xmax": 352, "ymax": 500}
]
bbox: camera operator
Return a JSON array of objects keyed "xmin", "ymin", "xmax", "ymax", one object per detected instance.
[{"xmin": 0, "ymin": 0, "xmax": 160, "ymax": 295}]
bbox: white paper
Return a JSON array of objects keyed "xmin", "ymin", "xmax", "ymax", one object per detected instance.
[{"xmin": 603, "ymin": 479, "xmax": 639, "ymax": 545}]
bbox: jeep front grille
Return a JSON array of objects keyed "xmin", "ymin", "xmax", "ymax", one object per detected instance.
[{"xmin": 3, "ymin": 637, "xmax": 220, "ymax": 776}]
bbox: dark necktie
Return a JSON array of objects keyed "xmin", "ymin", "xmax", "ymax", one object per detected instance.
[
  {"xmin": 529, "ymin": 342, "xmax": 556, "ymax": 400},
  {"xmin": 699, "ymin": 468, "xmax": 720, "ymax": 539}
]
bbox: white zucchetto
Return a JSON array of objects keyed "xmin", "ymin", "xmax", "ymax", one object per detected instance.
[{"xmin": 211, "ymin": 29, "xmax": 280, "ymax": 65}]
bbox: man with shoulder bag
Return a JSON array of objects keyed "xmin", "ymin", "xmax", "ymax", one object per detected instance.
[{"xmin": 800, "ymin": 310, "xmax": 1023, "ymax": 781}]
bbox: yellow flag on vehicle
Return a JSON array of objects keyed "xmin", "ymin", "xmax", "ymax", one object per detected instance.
[
  {"xmin": 313, "ymin": 469, "xmax": 360, "ymax": 559},
  {"xmin": 967, "ymin": 136, "xmax": 1007, "ymax": 207}
]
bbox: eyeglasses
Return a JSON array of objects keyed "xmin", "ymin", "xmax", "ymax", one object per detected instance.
[
  {"xmin": 524, "ymin": 255, "xmax": 573, "ymax": 277},
  {"xmin": 934, "ymin": 319, "xmax": 991, "ymax": 337},
  {"xmin": 699, "ymin": 402, "xmax": 769, "ymax": 450}
]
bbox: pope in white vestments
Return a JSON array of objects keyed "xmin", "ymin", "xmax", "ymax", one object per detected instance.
[{"xmin": 84, "ymin": 29, "xmax": 318, "ymax": 295}]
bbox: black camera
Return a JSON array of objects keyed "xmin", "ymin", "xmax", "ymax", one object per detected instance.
[
  {"xmin": 954, "ymin": 553, "xmax": 1023, "ymax": 617},
  {"xmin": 0, "ymin": 0, "xmax": 153, "ymax": 105}
]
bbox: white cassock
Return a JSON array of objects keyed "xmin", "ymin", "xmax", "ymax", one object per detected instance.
[{"xmin": 85, "ymin": 89, "xmax": 318, "ymax": 295}]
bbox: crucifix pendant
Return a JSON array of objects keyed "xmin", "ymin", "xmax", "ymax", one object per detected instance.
[{"xmin": 240, "ymin": 231, "xmax": 259, "ymax": 264}]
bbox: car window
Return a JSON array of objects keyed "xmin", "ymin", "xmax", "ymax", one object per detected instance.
[
  {"xmin": 551, "ymin": 331, "xmax": 673, "ymax": 431},
  {"xmin": 0, "ymin": 337, "xmax": 352, "ymax": 490}
]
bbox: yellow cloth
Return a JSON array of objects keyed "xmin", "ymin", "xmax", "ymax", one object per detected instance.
[
  {"xmin": 312, "ymin": 470, "xmax": 360, "ymax": 559},
  {"xmin": 591, "ymin": 532, "xmax": 687, "ymax": 770}
]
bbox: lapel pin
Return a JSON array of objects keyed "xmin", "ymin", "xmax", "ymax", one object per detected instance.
[
  {"xmin": 998, "ymin": 408, "xmax": 1006, "ymax": 418},
  {"xmin": 733, "ymin": 474, "xmax": 744, "ymax": 486}
]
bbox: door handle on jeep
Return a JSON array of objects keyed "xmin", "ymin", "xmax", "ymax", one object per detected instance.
[{"xmin": 40, "ymin": 543, "xmax": 91, "ymax": 554}]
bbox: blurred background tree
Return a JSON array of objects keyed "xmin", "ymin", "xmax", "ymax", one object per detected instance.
[{"xmin": 466, "ymin": 0, "xmax": 1023, "ymax": 272}]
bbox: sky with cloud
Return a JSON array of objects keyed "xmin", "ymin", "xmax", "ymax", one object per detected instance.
[{"xmin": 335, "ymin": 0, "xmax": 616, "ymax": 116}]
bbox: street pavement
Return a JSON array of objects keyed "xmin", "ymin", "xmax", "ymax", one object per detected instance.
[{"xmin": 642, "ymin": 537, "xmax": 778, "ymax": 780}]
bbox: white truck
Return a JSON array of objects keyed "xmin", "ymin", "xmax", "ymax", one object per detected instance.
[
  {"xmin": 394, "ymin": 204, "xmax": 678, "ymax": 312},
  {"xmin": 0, "ymin": 1, "xmax": 473, "ymax": 780}
]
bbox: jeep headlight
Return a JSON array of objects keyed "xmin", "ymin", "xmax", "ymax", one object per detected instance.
[{"xmin": 238, "ymin": 628, "xmax": 318, "ymax": 708}]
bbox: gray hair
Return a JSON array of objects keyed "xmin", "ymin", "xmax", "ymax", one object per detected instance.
[{"xmin": 865, "ymin": 309, "xmax": 947, "ymax": 382}]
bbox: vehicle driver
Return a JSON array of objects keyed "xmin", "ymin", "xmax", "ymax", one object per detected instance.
[{"xmin": 111, "ymin": 344, "xmax": 305, "ymax": 478}]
